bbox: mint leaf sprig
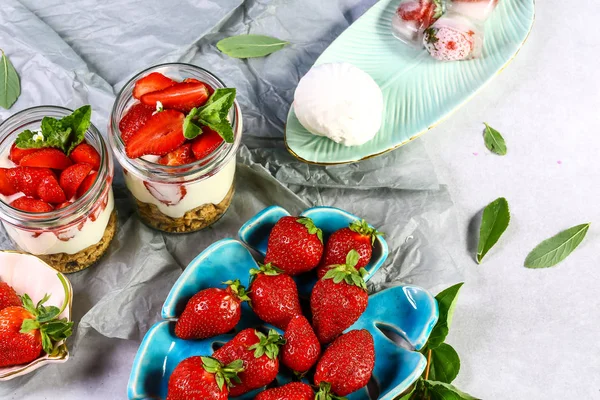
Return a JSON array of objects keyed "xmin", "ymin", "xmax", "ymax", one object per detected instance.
[
  {"xmin": 15, "ymin": 105, "xmax": 92, "ymax": 155},
  {"xmin": 183, "ymin": 88, "xmax": 236, "ymax": 143}
]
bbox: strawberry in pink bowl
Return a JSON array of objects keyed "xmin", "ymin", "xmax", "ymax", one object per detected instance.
[
  {"xmin": 109, "ymin": 63, "xmax": 242, "ymax": 234},
  {"xmin": 0, "ymin": 106, "xmax": 116, "ymax": 274}
]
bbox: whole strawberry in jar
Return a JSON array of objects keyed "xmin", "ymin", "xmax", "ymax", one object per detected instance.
[{"xmin": 391, "ymin": 0, "xmax": 445, "ymax": 47}]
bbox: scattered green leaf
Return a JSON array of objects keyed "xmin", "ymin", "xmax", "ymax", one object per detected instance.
[
  {"xmin": 426, "ymin": 283, "xmax": 464, "ymax": 349},
  {"xmin": 397, "ymin": 384, "xmax": 416, "ymax": 400},
  {"xmin": 423, "ymin": 380, "xmax": 480, "ymax": 400},
  {"xmin": 0, "ymin": 49, "xmax": 20, "ymax": 109},
  {"xmin": 429, "ymin": 343, "xmax": 461, "ymax": 384},
  {"xmin": 483, "ymin": 123, "xmax": 507, "ymax": 155},
  {"xmin": 217, "ymin": 34, "xmax": 288, "ymax": 58},
  {"xmin": 185, "ymin": 88, "xmax": 236, "ymax": 142},
  {"xmin": 525, "ymin": 223, "xmax": 590, "ymax": 269},
  {"xmin": 476, "ymin": 197, "xmax": 510, "ymax": 263}
]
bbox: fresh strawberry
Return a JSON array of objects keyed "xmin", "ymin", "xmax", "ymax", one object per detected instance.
[
  {"xmin": 37, "ymin": 175, "xmax": 67, "ymax": 204},
  {"xmin": 255, "ymin": 382, "xmax": 314, "ymax": 400},
  {"xmin": 133, "ymin": 72, "xmax": 176, "ymax": 99},
  {"xmin": 0, "ymin": 286, "xmax": 73, "ymax": 368},
  {"xmin": 314, "ymin": 329, "xmax": 375, "ymax": 396},
  {"xmin": 5, "ymin": 167, "xmax": 55, "ymax": 197},
  {"xmin": 264, "ymin": 216, "xmax": 324, "ymax": 275},
  {"xmin": 10, "ymin": 197, "xmax": 54, "ymax": 213},
  {"xmin": 191, "ymin": 127, "xmax": 224, "ymax": 160},
  {"xmin": 281, "ymin": 314, "xmax": 320, "ymax": 373},
  {"xmin": 119, "ymin": 103, "xmax": 155, "ymax": 144},
  {"xmin": 140, "ymin": 82, "xmax": 210, "ymax": 112},
  {"xmin": 167, "ymin": 356, "xmax": 243, "ymax": 400},
  {"xmin": 175, "ymin": 280, "xmax": 249, "ymax": 340},
  {"xmin": 59, "ymin": 163, "xmax": 93, "ymax": 199},
  {"xmin": 213, "ymin": 329, "xmax": 284, "ymax": 397},
  {"xmin": 125, "ymin": 109, "xmax": 186, "ymax": 158},
  {"xmin": 0, "ymin": 282, "xmax": 21, "ymax": 311},
  {"xmin": 311, "ymin": 250, "xmax": 369, "ymax": 344},
  {"xmin": 70, "ymin": 143, "xmax": 101, "ymax": 170},
  {"xmin": 183, "ymin": 78, "xmax": 215, "ymax": 95},
  {"xmin": 0, "ymin": 168, "xmax": 17, "ymax": 195},
  {"xmin": 76, "ymin": 172, "xmax": 98, "ymax": 199},
  {"xmin": 20, "ymin": 148, "xmax": 73, "ymax": 170},
  {"xmin": 56, "ymin": 201, "xmax": 72, "ymax": 209},
  {"xmin": 158, "ymin": 143, "xmax": 194, "ymax": 166},
  {"xmin": 248, "ymin": 263, "xmax": 301, "ymax": 330},
  {"xmin": 317, "ymin": 219, "xmax": 382, "ymax": 279},
  {"xmin": 9, "ymin": 144, "xmax": 40, "ymax": 164}
]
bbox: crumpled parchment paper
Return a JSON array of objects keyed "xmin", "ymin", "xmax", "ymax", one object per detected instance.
[{"xmin": 0, "ymin": 1, "xmax": 462, "ymax": 398}]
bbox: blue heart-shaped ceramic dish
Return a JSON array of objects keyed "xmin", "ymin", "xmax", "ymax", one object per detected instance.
[{"xmin": 128, "ymin": 206, "xmax": 438, "ymax": 399}]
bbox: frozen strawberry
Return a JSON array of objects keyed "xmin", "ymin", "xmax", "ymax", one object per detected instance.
[
  {"xmin": 76, "ymin": 172, "xmax": 98, "ymax": 198},
  {"xmin": 6, "ymin": 167, "xmax": 55, "ymax": 197},
  {"xmin": 397, "ymin": 0, "xmax": 439, "ymax": 26},
  {"xmin": 37, "ymin": 175, "xmax": 66, "ymax": 204},
  {"xmin": 119, "ymin": 103, "xmax": 155, "ymax": 144},
  {"xmin": 140, "ymin": 82, "xmax": 210, "ymax": 112},
  {"xmin": 158, "ymin": 143, "xmax": 194, "ymax": 166},
  {"xmin": 20, "ymin": 148, "xmax": 73, "ymax": 170},
  {"xmin": 0, "ymin": 282, "xmax": 21, "ymax": 311},
  {"xmin": 70, "ymin": 143, "xmax": 100, "ymax": 170},
  {"xmin": 10, "ymin": 197, "xmax": 54, "ymax": 213},
  {"xmin": 0, "ymin": 168, "xmax": 17, "ymax": 196},
  {"xmin": 59, "ymin": 163, "xmax": 93, "ymax": 199},
  {"xmin": 191, "ymin": 127, "xmax": 224, "ymax": 160},
  {"xmin": 9, "ymin": 144, "xmax": 40, "ymax": 164},
  {"xmin": 133, "ymin": 72, "xmax": 176, "ymax": 99},
  {"xmin": 125, "ymin": 110, "xmax": 186, "ymax": 158}
]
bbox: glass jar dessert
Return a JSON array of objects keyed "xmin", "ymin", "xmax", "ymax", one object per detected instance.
[
  {"xmin": 0, "ymin": 106, "xmax": 116, "ymax": 273},
  {"xmin": 109, "ymin": 63, "xmax": 242, "ymax": 233}
]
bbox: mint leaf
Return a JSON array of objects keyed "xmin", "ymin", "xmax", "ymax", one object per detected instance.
[
  {"xmin": 217, "ymin": 35, "xmax": 288, "ymax": 58},
  {"xmin": 423, "ymin": 380, "xmax": 480, "ymax": 400},
  {"xmin": 0, "ymin": 50, "xmax": 20, "ymax": 109},
  {"xmin": 197, "ymin": 88, "xmax": 236, "ymax": 143},
  {"xmin": 14, "ymin": 105, "xmax": 91, "ymax": 154},
  {"xmin": 429, "ymin": 343, "xmax": 460, "ymax": 384},
  {"xmin": 483, "ymin": 123, "xmax": 507, "ymax": 155},
  {"xmin": 183, "ymin": 108, "xmax": 202, "ymax": 139},
  {"xmin": 525, "ymin": 223, "xmax": 590, "ymax": 269},
  {"xmin": 477, "ymin": 197, "xmax": 510, "ymax": 263},
  {"xmin": 426, "ymin": 283, "xmax": 464, "ymax": 349}
]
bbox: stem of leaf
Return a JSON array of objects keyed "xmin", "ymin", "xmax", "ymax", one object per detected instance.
[{"xmin": 425, "ymin": 349, "xmax": 432, "ymax": 380}]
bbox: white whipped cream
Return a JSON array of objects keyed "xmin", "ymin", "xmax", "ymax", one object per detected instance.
[
  {"xmin": 124, "ymin": 156, "xmax": 235, "ymax": 218},
  {"xmin": 293, "ymin": 62, "xmax": 383, "ymax": 147}
]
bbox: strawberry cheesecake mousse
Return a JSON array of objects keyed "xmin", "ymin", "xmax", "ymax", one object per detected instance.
[
  {"xmin": 0, "ymin": 106, "xmax": 116, "ymax": 273},
  {"xmin": 109, "ymin": 64, "xmax": 241, "ymax": 233}
]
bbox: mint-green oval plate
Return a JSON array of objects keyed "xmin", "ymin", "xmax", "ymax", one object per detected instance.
[{"xmin": 285, "ymin": 0, "xmax": 535, "ymax": 165}]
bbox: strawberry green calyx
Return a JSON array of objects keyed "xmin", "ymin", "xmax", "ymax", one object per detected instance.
[
  {"xmin": 19, "ymin": 273, "xmax": 74, "ymax": 354},
  {"xmin": 349, "ymin": 219, "xmax": 384, "ymax": 245},
  {"xmin": 322, "ymin": 250, "xmax": 368, "ymax": 291},
  {"xmin": 201, "ymin": 356, "xmax": 244, "ymax": 391},
  {"xmin": 223, "ymin": 279, "xmax": 250, "ymax": 303},
  {"xmin": 250, "ymin": 262, "xmax": 284, "ymax": 277},
  {"xmin": 316, "ymin": 382, "xmax": 347, "ymax": 400},
  {"xmin": 297, "ymin": 217, "xmax": 324, "ymax": 243},
  {"xmin": 432, "ymin": 0, "xmax": 444, "ymax": 18},
  {"xmin": 424, "ymin": 27, "xmax": 439, "ymax": 50},
  {"xmin": 249, "ymin": 329, "xmax": 286, "ymax": 360}
]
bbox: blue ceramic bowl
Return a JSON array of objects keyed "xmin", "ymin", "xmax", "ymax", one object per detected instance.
[{"xmin": 128, "ymin": 206, "xmax": 438, "ymax": 399}]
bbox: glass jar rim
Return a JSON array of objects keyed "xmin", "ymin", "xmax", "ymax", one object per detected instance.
[
  {"xmin": 0, "ymin": 105, "xmax": 113, "ymax": 228},
  {"xmin": 108, "ymin": 62, "xmax": 243, "ymax": 184}
]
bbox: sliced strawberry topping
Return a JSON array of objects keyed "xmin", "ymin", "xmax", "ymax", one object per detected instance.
[
  {"xmin": 9, "ymin": 144, "xmax": 40, "ymax": 164},
  {"xmin": 140, "ymin": 82, "xmax": 210, "ymax": 112},
  {"xmin": 59, "ymin": 163, "xmax": 93, "ymax": 199},
  {"xmin": 143, "ymin": 181, "xmax": 187, "ymax": 205},
  {"xmin": 183, "ymin": 78, "xmax": 215, "ymax": 95},
  {"xmin": 133, "ymin": 72, "xmax": 176, "ymax": 99},
  {"xmin": 70, "ymin": 143, "xmax": 101, "ymax": 170},
  {"xmin": 6, "ymin": 167, "xmax": 55, "ymax": 197},
  {"xmin": 10, "ymin": 197, "xmax": 54, "ymax": 213},
  {"xmin": 76, "ymin": 171, "xmax": 98, "ymax": 198},
  {"xmin": 158, "ymin": 143, "xmax": 194, "ymax": 166},
  {"xmin": 37, "ymin": 175, "xmax": 66, "ymax": 204},
  {"xmin": 56, "ymin": 201, "xmax": 72, "ymax": 209},
  {"xmin": 119, "ymin": 103, "xmax": 155, "ymax": 144},
  {"xmin": 0, "ymin": 168, "xmax": 17, "ymax": 196},
  {"xmin": 20, "ymin": 148, "xmax": 73, "ymax": 170},
  {"xmin": 125, "ymin": 109, "xmax": 186, "ymax": 158},
  {"xmin": 191, "ymin": 127, "xmax": 224, "ymax": 160}
]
